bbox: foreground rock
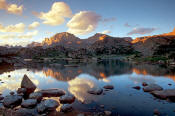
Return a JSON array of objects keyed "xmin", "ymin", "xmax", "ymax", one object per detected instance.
[
  {"xmin": 21, "ymin": 99, "xmax": 37, "ymax": 108},
  {"xmin": 60, "ymin": 104, "xmax": 73, "ymax": 113},
  {"xmin": 39, "ymin": 89, "xmax": 65, "ymax": 97},
  {"xmin": 21, "ymin": 74, "xmax": 36, "ymax": 95},
  {"xmin": 16, "ymin": 108, "xmax": 38, "ymax": 116},
  {"xmin": 88, "ymin": 88, "xmax": 103, "ymax": 95},
  {"xmin": 103, "ymin": 85, "xmax": 114, "ymax": 90},
  {"xmin": 37, "ymin": 99, "xmax": 59, "ymax": 113},
  {"xmin": 143, "ymin": 84, "xmax": 163, "ymax": 92},
  {"xmin": 29, "ymin": 92, "xmax": 43, "ymax": 102},
  {"xmin": 59, "ymin": 94, "xmax": 75, "ymax": 104},
  {"xmin": 151, "ymin": 89, "xmax": 175, "ymax": 100},
  {"xmin": 3, "ymin": 95, "xmax": 22, "ymax": 108}
]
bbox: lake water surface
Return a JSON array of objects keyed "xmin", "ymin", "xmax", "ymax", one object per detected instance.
[{"xmin": 0, "ymin": 60, "xmax": 175, "ymax": 116}]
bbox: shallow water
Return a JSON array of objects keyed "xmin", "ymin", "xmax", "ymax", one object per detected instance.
[{"xmin": 0, "ymin": 60, "xmax": 175, "ymax": 116}]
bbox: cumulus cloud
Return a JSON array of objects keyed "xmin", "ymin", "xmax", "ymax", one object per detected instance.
[
  {"xmin": 37, "ymin": 2, "xmax": 72, "ymax": 26},
  {"xmin": 0, "ymin": 30, "xmax": 38, "ymax": 39},
  {"xmin": 127, "ymin": 27, "xmax": 157, "ymax": 35},
  {"xmin": 0, "ymin": 23, "xmax": 25, "ymax": 33},
  {"xmin": 28, "ymin": 22, "xmax": 40, "ymax": 30},
  {"xmin": 0, "ymin": 0, "xmax": 23, "ymax": 15},
  {"xmin": 67, "ymin": 11, "xmax": 101, "ymax": 35},
  {"xmin": 101, "ymin": 30, "xmax": 111, "ymax": 34}
]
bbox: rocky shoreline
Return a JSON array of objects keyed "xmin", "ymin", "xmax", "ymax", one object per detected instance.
[{"xmin": 0, "ymin": 74, "xmax": 115, "ymax": 116}]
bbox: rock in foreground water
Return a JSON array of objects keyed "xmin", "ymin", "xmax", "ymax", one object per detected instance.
[
  {"xmin": 29, "ymin": 92, "xmax": 43, "ymax": 102},
  {"xmin": 16, "ymin": 108, "xmax": 38, "ymax": 116},
  {"xmin": 39, "ymin": 89, "xmax": 65, "ymax": 97},
  {"xmin": 59, "ymin": 94, "xmax": 75, "ymax": 104},
  {"xmin": 143, "ymin": 84, "xmax": 163, "ymax": 92},
  {"xmin": 103, "ymin": 85, "xmax": 114, "ymax": 90},
  {"xmin": 21, "ymin": 99, "xmax": 37, "ymax": 108},
  {"xmin": 151, "ymin": 89, "xmax": 175, "ymax": 100},
  {"xmin": 21, "ymin": 74, "xmax": 36, "ymax": 95},
  {"xmin": 3, "ymin": 95, "xmax": 22, "ymax": 108},
  {"xmin": 37, "ymin": 99, "xmax": 59, "ymax": 113},
  {"xmin": 60, "ymin": 104, "xmax": 73, "ymax": 113},
  {"xmin": 88, "ymin": 88, "xmax": 103, "ymax": 95}
]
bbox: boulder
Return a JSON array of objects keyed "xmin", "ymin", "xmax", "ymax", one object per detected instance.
[
  {"xmin": 37, "ymin": 99, "xmax": 59, "ymax": 113},
  {"xmin": 29, "ymin": 92, "xmax": 43, "ymax": 102},
  {"xmin": 39, "ymin": 89, "xmax": 65, "ymax": 97},
  {"xmin": 3, "ymin": 95, "xmax": 22, "ymax": 108},
  {"xmin": 151, "ymin": 89, "xmax": 175, "ymax": 100},
  {"xmin": 88, "ymin": 88, "xmax": 103, "ymax": 95},
  {"xmin": 103, "ymin": 85, "xmax": 114, "ymax": 90},
  {"xmin": 21, "ymin": 75, "xmax": 36, "ymax": 95},
  {"xmin": 59, "ymin": 94, "xmax": 75, "ymax": 104},
  {"xmin": 143, "ymin": 84, "xmax": 163, "ymax": 92},
  {"xmin": 21, "ymin": 99, "xmax": 37, "ymax": 108},
  {"xmin": 60, "ymin": 104, "xmax": 73, "ymax": 113}
]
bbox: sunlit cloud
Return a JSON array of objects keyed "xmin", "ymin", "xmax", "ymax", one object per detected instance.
[
  {"xmin": 101, "ymin": 30, "xmax": 111, "ymax": 34},
  {"xmin": 67, "ymin": 11, "xmax": 101, "ymax": 35},
  {"xmin": 0, "ymin": 0, "xmax": 23, "ymax": 15},
  {"xmin": 0, "ymin": 23, "xmax": 25, "ymax": 33},
  {"xmin": 0, "ymin": 30, "xmax": 38, "ymax": 39},
  {"xmin": 37, "ymin": 2, "xmax": 72, "ymax": 26},
  {"xmin": 127, "ymin": 27, "xmax": 157, "ymax": 35},
  {"xmin": 28, "ymin": 21, "xmax": 40, "ymax": 30}
]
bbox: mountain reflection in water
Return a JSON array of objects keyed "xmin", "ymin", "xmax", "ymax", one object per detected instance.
[{"xmin": 0, "ymin": 59, "xmax": 175, "ymax": 116}]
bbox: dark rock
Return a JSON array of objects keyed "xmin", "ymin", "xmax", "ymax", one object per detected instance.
[
  {"xmin": 0, "ymin": 96, "xmax": 4, "ymax": 100},
  {"xmin": 39, "ymin": 89, "xmax": 65, "ymax": 97},
  {"xmin": 8, "ymin": 75, "xmax": 11, "ymax": 77},
  {"xmin": 154, "ymin": 109, "xmax": 160, "ymax": 115},
  {"xmin": 168, "ymin": 83, "xmax": 172, "ymax": 86},
  {"xmin": 88, "ymin": 88, "xmax": 103, "ymax": 95},
  {"xmin": 17, "ymin": 88, "xmax": 27, "ymax": 94},
  {"xmin": 60, "ymin": 104, "xmax": 73, "ymax": 113},
  {"xmin": 16, "ymin": 108, "xmax": 38, "ymax": 116},
  {"xmin": 132, "ymin": 86, "xmax": 141, "ymax": 90},
  {"xmin": 103, "ymin": 85, "xmax": 114, "ymax": 90},
  {"xmin": 21, "ymin": 99, "xmax": 37, "ymax": 108},
  {"xmin": 37, "ymin": 99, "xmax": 59, "ymax": 113},
  {"xmin": 151, "ymin": 89, "xmax": 175, "ymax": 100},
  {"xmin": 142, "ymin": 82, "xmax": 148, "ymax": 86},
  {"xmin": 3, "ymin": 95, "xmax": 22, "ymax": 108},
  {"xmin": 143, "ymin": 84, "xmax": 163, "ymax": 92},
  {"xmin": 59, "ymin": 94, "xmax": 75, "ymax": 104},
  {"xmin": 29, "ymin": 92, "xmax": 43, "ymax": 102},
  {"xmin": 21, "ymin": 74, "xmax": 36, "ymax": 95},
  {"xmin": 10, "ymin": 91, "xmax": 15, "ymax": 95}
]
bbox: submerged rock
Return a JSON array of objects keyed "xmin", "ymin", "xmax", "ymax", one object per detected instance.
[
  {"xmin": 29, "ymin": 92, "xmax": 43, "ymax": 102},
  {"xmin": 59, "ymin": 94, "xmax": 75, "ymax": 104},
  {"xmin": 21, "ymin": 99, "xmax": 37, "ymax": 108},
  {"xmin": 151, "ymin": 89, "xmax": 175, "ymax": 100},
  {"xmin": 103, "ymin": 85, "xmax": 114, "ymax": 90},
  {"xmin": 88, "ymin": 88, "xmax": 103, "ymax": 95},
  {"xmin": 3, "ymin": 95, "xmax": 22, "ymax": 108},
  {"xmin": 133, "ymin": 86, "xmax": 141, "ymax": 90},
  {"xmin": 21, "ymin": 74, "xmax": 36, "ymax": 95},
  {"xmin": 142, "ymin": 82, "xmax": 148, "ymax": 86},
  {"xmin": 37, "ymin": 99, "xmax": 59, "ymax": 113},
  {"xmin": 39, "ymin": 89, "xmax": 65, "ymax": 97},
  {"xmin": 60, "ymin": 104, "xmax": 73, "ymax": 113},
  {"xmin": 143, "ymin": 84, "xmax": 163, "ymax": 92}
]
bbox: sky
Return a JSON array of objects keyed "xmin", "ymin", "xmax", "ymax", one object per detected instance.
[{"xmin": 0, "ymin": 0, "xmax": 175, "ymax": 46}]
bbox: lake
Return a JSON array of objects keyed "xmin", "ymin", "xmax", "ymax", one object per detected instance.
[{"xmin": 0, "ymin": 59, "xmax": 175, "ymax": 116}]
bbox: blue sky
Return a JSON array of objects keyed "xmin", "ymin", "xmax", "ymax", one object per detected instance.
[{"xmin": 0, "ymin": 0, "xmax": 175, "ymax": 46}]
